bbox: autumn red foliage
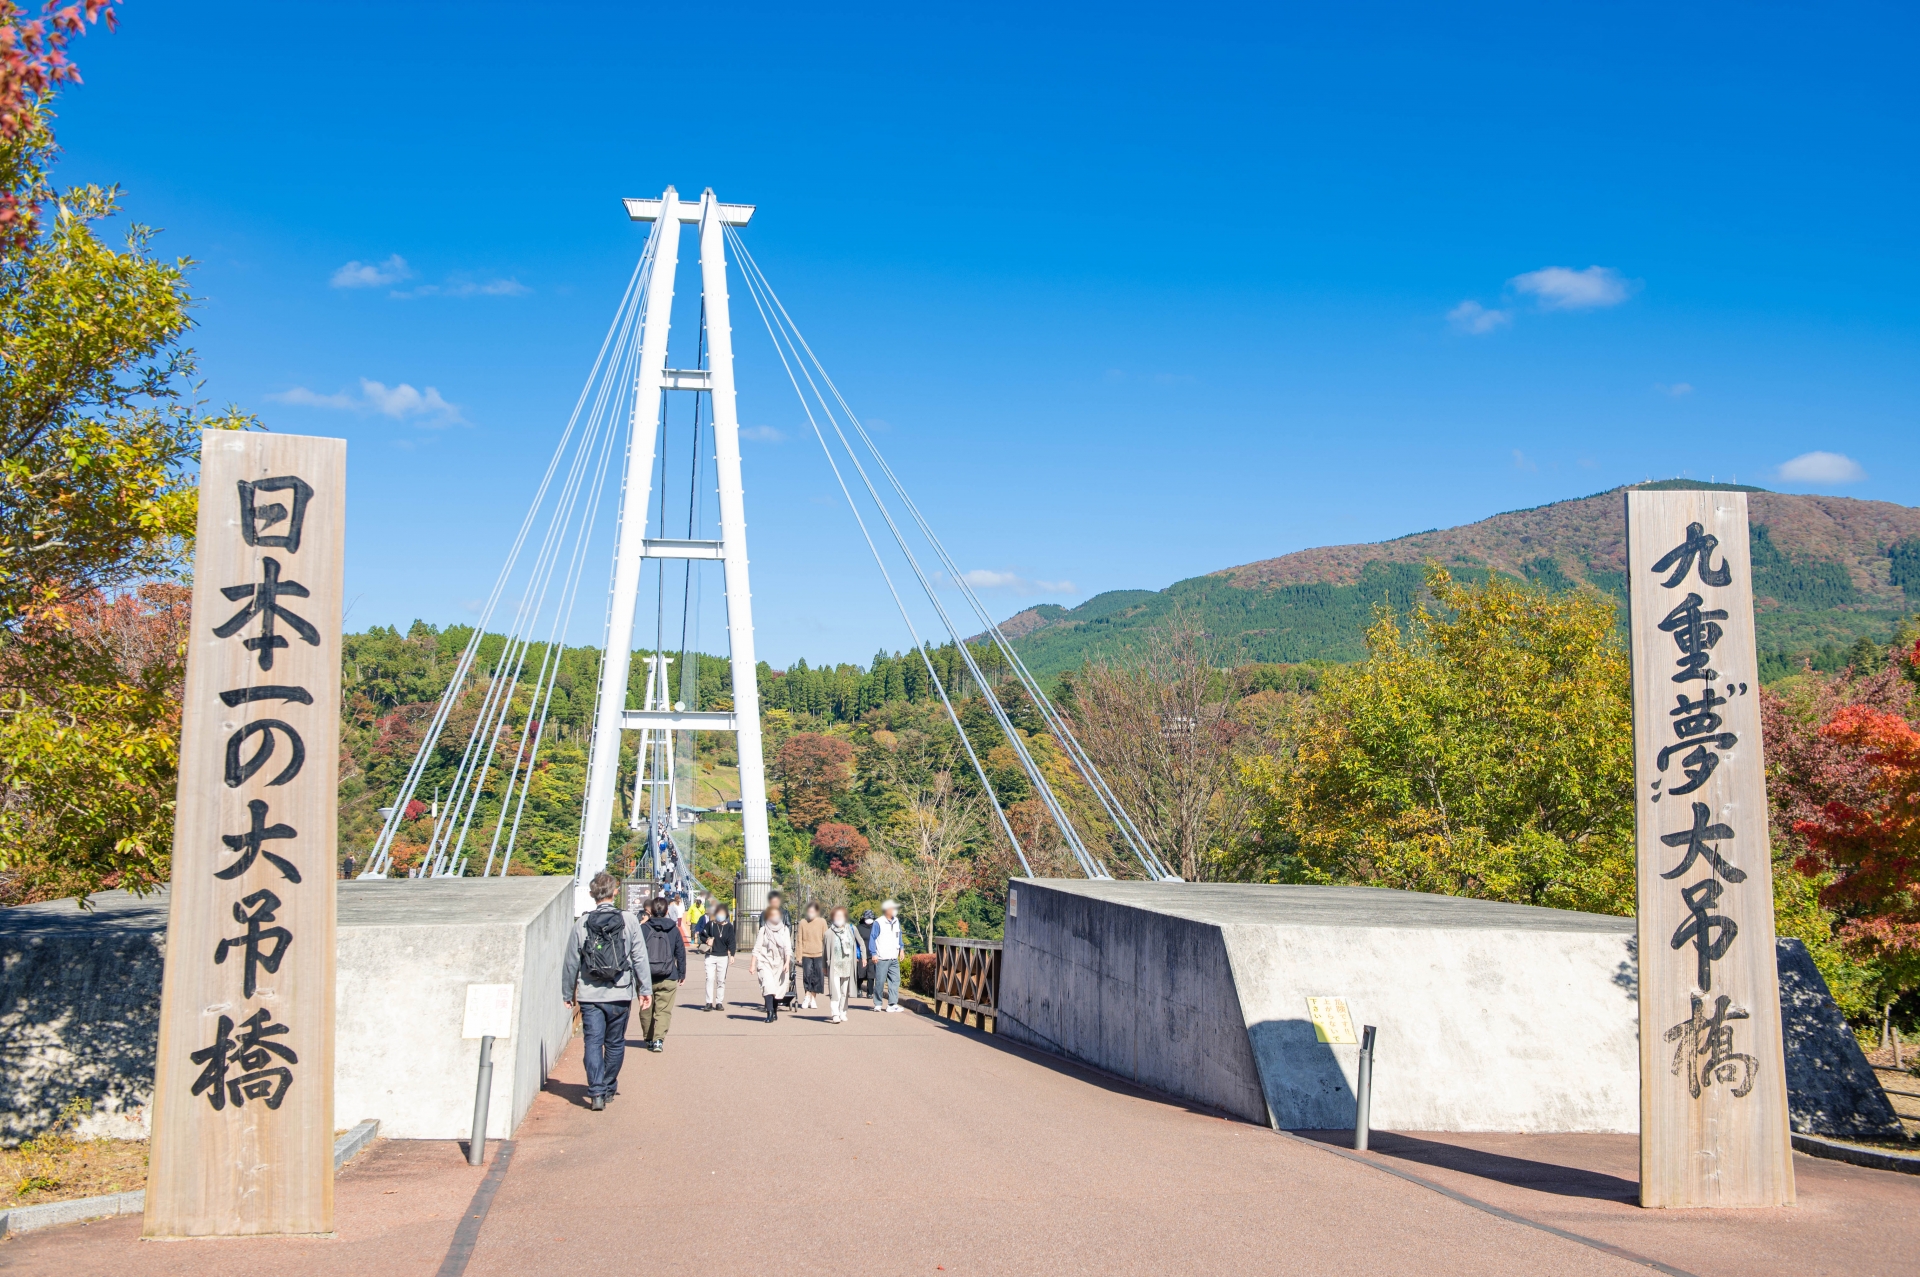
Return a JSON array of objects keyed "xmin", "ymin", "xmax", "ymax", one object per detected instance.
[
  {"xmin": 1793, "ymin": 705, "xmax": 1920, "ymax": 960},
  {"xmin": 1760, "ymin": 661, "xmax": 1915, "ymax": 858},
  {"xmin": 0, "ymin": 2, "xmax": 116, "ymax": 248},
  {"xmin": 775, "ymin": 732, "xmax": 853, "ymax": 829},
  {"xmin": 813, "ymin": 821, "xmax": 869, "ymax": 876}
]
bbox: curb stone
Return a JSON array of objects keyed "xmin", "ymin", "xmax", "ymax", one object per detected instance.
[
  {"xmin": 0, "ymin": 1190, "xmax": 144, "ymax": 1238},
  {"xmin": 331, "ymin": 1118, "xmax": 381, "ymax": 1171},
  {"xmin": 0, "ymin": 1119, "xmax": 380, "ymax": 1238},
  {"xmin": 1792, "ymin": 1132, "xmax": 1920, "ymax": 1176}
]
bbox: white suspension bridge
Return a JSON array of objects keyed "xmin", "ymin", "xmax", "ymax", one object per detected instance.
[{"xmin": 357, "ymin": 187, "xmax": 1176, "ymax": 922}]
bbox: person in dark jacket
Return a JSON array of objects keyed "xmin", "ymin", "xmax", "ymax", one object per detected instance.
[
  {"xmin": 561, "ymin": 871, "xmax": 649, "ymax": 1111},
  {"xmin": 701, "ymin": 905, "xmax": 736, "ymax": 1010},
  {"xmin": 856, "ymin": 909, "xmax": 877, "ymax": 998},
  {"xmin": 637, "ymin": 895, "xmax": 687, "ymax": 1051}
]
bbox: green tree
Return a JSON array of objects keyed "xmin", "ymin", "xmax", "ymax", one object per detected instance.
[
  {"xmin": 0, "ymin": 4, "xmax": 254, "ymax": 904},
  {"xmin": 1241, "ymin": 565, "xmax": 1636, "ymax": 913}
]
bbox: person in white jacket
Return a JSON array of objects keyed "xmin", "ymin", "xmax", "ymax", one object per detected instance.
[
  {"xmin": 750, "ymin": 905, "xmax": 793, "ymax": 1024},
  {"xmin": 869, "ymin": 899, "xmax": 905, "ymax": 1012}
]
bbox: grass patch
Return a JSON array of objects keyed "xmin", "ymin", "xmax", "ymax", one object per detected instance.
[{"xmin": 2, "ymin": 1101, "xmax": 148, "ymax": 1208}]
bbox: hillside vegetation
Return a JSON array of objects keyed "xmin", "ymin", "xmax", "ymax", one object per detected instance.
[{"xmin": 997, "ymin": 483, "xmax": 1920, "ymax": 681}]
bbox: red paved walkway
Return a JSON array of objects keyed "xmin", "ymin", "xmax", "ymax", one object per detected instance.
[{"xmin": 8, "ymin": 957, "xmax": 1919, "ymax": 1275}]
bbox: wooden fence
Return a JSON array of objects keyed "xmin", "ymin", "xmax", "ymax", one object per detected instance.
[{"xmin": 931, "ymin": 937, "xmax": 1001, "ymax": 1031}]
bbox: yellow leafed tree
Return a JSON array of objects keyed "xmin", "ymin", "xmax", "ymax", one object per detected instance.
[{"xmin": 1238, "ymin": 565, "xmax": 1636, "ymax": 914}]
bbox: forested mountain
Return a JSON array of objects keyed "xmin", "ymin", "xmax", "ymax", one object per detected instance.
[
  {"xmin": 334, "ymin": 626, "xmax": 1025, "ymax": 875},
  {"xmin": 996, "ymin": 483, "xmax": 1920, "ymax": 680}
]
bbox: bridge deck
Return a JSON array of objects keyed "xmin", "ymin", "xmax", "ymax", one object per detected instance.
[{"xmin": 13, "ymin": 955, "xmax": 1919, "ymax": 1275}]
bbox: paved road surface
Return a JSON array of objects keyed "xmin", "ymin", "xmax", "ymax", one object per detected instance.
[{"xmin": 9, "ymin": 956, "xmax": 1918, "ymax": 1275}]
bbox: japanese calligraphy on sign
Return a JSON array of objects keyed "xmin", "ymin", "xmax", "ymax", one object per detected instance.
[
  {"xmin": 1626, "ymin": 490, "xmax": 1793, "ymax": 1209},
  {"xmin": 145, "ymin": 432, "xmax": 344, "ymax": 1239}
]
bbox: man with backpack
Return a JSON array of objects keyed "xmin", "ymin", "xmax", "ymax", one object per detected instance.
[
  {"xmin": 637, "ymin": 894, "xmax": 688, "ymax": 1051},
  {"xmin": 562, "ymin": 871, "xmax": 649, "ymax": 1111}
]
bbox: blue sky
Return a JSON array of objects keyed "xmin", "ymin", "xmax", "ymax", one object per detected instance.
[{"xmin": 54, "ymin": 1, "xmax": 1919, "ymax": 665}]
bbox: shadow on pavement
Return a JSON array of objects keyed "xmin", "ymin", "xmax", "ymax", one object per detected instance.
[
  {"xmin": 542, "ymin": 1077, "xmax": 594, "ymax": 1109},
  {"xmin": 906, "ymin": 1002, "xmax": 1258, "ymax": 1124},
  {"xmin": 916, "ymin": 1005, "xmax": 1640, "ymax": 1206},
  {"xmin": 1292, "ymin": 1128, "xmax": 1639, "ymax": 1202}
]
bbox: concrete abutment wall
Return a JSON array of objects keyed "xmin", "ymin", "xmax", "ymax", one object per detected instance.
[
  {"xmin": 0, "ymin": 877, "xmax": 576, "ymax": 1144},
  {"xmin": 998, "ymin": 879, "xmax": 1898, "ymax": 1138}
]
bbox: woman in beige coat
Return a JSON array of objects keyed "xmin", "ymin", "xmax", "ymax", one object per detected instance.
[{"xmin": 750, "ymin": 905, "xmax": 793, "ymax": 1023}]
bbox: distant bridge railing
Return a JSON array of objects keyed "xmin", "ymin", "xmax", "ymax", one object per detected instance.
[{"xmin": 930, "ymin": 937, "xmax": 1001, "ymax": 1031}]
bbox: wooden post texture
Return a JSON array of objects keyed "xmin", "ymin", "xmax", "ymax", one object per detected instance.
[
  {"xmin": 1627, "ymin": 489, "xmax": 1794, "ymax": 1209},
  {"xmin": 144, "ymin": 430, "xmax": 344, "ymax": 1237}
]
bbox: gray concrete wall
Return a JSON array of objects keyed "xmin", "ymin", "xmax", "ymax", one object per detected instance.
[
  {"xmin": 332, "ymin": 877, "xmax": 575, "ymax": 1139},
  {"xmin": 0, "ymin": 893, "xmax": 167, "ymax": 1142},
  {"xmin": 999, "ymin": 880, "xmax": 1894, "ymax": 1137},
  {"xmin": 998, "ymin": 881, "xmax": 1268, "ymax": 1122},
  {"xmin": 0, "ymin": 877, "xmax": 576, "ymax": 1144},
  {"xmin": 1221, "ymin": 920, "xmax": 1639, "ymax": 1131},
  {"xmin": 510, "ymin": 881, "xmax": 574, "ymax": 1133}
]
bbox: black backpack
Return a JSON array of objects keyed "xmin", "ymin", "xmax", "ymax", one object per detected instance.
[
  {"xmin": 642, "ymin": 917, "xmax": 679, "ymax": 978},
  {"xmin": 581, "ymin": 910, "xmax": 630, "ymax": 985}
]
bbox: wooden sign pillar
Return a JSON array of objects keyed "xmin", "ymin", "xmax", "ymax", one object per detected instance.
[
  {"xmin": 145, "ymin": 430, "xmax": 345, "ymax": 1237},
  {"xmin": 1627, "ymin": 489, "xmax": 1794, "ymax": 1209}
]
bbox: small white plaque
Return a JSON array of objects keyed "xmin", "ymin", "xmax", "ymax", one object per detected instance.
[
  {"xmin": 462, "ymin": 983, "xmax": 515, "ymax": 1039},
  {"xmin": 1007, "ymin": 889, "xmax": 1018, "ymax": 919}
]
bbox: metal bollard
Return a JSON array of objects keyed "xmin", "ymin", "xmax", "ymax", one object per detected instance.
[
  {"xmin": 1353, "ymin": 1024, "xmax": 1377, "ymax": 1151},
  {"xmin": 467, "ymin": 1034, "xmax": 495, "ymax": 1166}
]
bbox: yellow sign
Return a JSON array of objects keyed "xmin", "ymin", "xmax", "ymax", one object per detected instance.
[{"xmin": 1307, "ymin": 996, "xmax": 1357, "ymax": 1044}]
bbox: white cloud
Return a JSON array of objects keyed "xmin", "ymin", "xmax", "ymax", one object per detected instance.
[
  {"xmin": 1448, "ymin": 300, "xmax": 1511, "ymax": 334},
  {"xmin": 959, "ymin": 568, "xmax": 1076, "ymax": 595},
  {"xmin": 739, "ymin": 425, "xmax": 785, "ymax": 442},
  {"xmin": 330, "ymin": 254, "xmax": 412, "ymax": 289},
  {"xmin": 1776, "ymin": 451, "xmax": 1866, "ymax": 484},
  {"xmin": 269, "ymin": 386, "xmax": 358, "ymax": 410},
  {"xmin": 398, "ymin": 277, "xmax": 530, "ymax": 299},
  {"xmin": 1655, "ymin": 382, "xmax": 1695, "ymax": 397},
  {"xmin": 268, "ymin": 377, "xmax": 467, "ymax": 426},
  {"xmin": 1509, "ymin": 265, "xmax": 1636, "ymax": 311},
  {"xmin": 331, "ymin": 253, "xmax": 528, "ymax": 298},
  {"xmin": 1511, "ymin": 449, "xmax": 1538, "ymax": 473}
]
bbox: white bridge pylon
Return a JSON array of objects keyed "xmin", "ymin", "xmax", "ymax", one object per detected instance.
[{"xmin": 574, "ymin": 186, "xmax": 771, "ymax": 917}]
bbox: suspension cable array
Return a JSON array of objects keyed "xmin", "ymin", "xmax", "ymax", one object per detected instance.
[
  {"xmin": 725, "ymin": 226, "xmax": 1177, "ymax": 882},
  {"xmin": 361, "ymin": 222, "xmax": 665, "ymax": 879},
  {"xmin": 363, "ymin": 194, "xmax": 1171, "ymax": 888}
]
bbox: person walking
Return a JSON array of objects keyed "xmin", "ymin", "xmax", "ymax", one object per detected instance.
[
  {"xmin": 870, "ymin": 899, "xmax": 905, "ymax": 1013},
  {"xmin": 765, "ymin": 890, "xmax": 797, "ymax": 1007},
  {"xmin": 824, "ymin": 905, "xmax": 862, "ymax": 1023},
  {"xmin": 795, "ymin": 901, "xmax": 828, "ymax": 1011},
  {"xmin": 702, "ymin": 904, "xmax": 735, "ymax": 1010},
  {"xmin": 561, "ymin": 871, "xmax": 649, "ymax": 1111},
  {"xmin": 750, "ymin": 903, "xmax": 792, "ymax": 1023},
  {"xmin": 856, "ymin": 909, "xmax": 877, "ymax": 999},
  {"xmin": 637, "ymin": 895, "xmax": 687, "ymax": 1051}
]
